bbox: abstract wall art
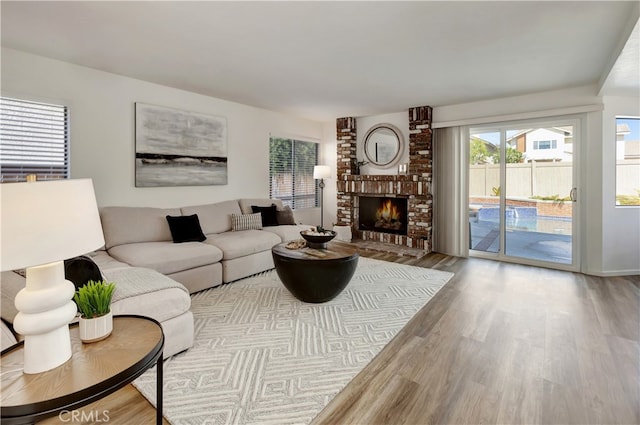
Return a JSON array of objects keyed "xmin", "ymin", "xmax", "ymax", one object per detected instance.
[{"xmin": 135, "ymin": 103, "xmax": 228, "ymax": 187}]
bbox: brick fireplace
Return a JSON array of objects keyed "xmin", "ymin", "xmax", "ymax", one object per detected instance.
[{"xmin": 335, "ymin": 106, "xmax": 433, "ymax": 251}]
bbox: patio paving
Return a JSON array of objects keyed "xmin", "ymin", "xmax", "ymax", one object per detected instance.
[{"xmin": 470, "ymin": 220, "xmax": 572, "ymax": 264}]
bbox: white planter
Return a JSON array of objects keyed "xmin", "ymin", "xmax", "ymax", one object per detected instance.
[
  {"xmin": 333, "ymin": 224, "xmax": 352, "ymax": 242},
  {"xmin": 79, "ymin": 311, "xmax": 113, "ymax": 343}
]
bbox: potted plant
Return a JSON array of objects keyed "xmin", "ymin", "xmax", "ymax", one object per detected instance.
[{"xmin": 74, "ymin": 280, "xmax": 116, "ymax": 343}]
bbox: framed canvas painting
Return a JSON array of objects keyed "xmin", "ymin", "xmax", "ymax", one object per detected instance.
[{"xmin": 135, "ymin": 103, "xmax": 228, "ymax": 187}]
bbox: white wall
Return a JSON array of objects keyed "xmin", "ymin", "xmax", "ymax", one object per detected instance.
[
  {"xmin": 433, "ymin": 85, "xmax": 603, "ymax": 127},
  {"xmin": 1, "ymin": 48, "xmax": 325, "ymax": 218},
  {"xmin": 4, "ymin": 48, "xmax": 636, "ymax": 275}
]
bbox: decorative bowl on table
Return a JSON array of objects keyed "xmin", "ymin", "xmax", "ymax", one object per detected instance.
[{"xmin": 300, "ymin": 229, "xmax": 336, "ymax": 249}]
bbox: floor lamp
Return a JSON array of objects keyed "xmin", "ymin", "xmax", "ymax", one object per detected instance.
[
  {"xmin": 313, "ymin": 165, "xmax": 331, "ymax": 229},
  {"xmin": 0, "ymin": 179, "xmax": 105, "ymax": 373}
]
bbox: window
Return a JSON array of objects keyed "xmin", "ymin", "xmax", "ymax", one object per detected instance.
[
  {"xmin": 0, "ymin": 97, "xmax": 69, "ymax": 182},
  {"xmin": 616, "ymin": 116, "xmax": 640, "ymax": 206},
  {"xmin": 269, "ymin": 137, "xmax": 318, "ymax": 209},
  {"xmin": 534, "ymin": 140, "xmax": 557, "ymax": 150}
]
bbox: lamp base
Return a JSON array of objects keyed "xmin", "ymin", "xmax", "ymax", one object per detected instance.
[
  {"xmin": 13, "ymin": 260, "xmax": 77, "ymax": 374},
  {"xmin": 22, "ymin": 326, "xmax": 73, "ymax": 374}
]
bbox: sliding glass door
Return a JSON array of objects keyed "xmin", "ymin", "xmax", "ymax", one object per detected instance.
[
  {"xmin": 469, "ymin": 129, "xmax": 501, "ymax": 253},
  {"xmin": 468, "ymin": 119, "xmax": 578, "ymax": 269}
]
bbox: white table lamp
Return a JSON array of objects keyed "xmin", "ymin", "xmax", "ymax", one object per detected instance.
[
  {"xmin": 313, "ymin": 165, "xmax": 331, "ymax": 229},
  {"xmin": 0, "ymin": 179, "xmax": 105, "ymax": 373}
]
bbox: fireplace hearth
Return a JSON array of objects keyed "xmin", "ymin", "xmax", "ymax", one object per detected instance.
[{"xmin": 359, "ymin": 196, "xmax": 408, "ymax": 236}]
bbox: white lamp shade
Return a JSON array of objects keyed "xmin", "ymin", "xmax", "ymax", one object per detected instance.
[
  {"xmin": 0, "ymin": 179, "xmax": 105, "ymax": 271},
  {"xmin": 313, "ymin": 165, "xmax": 331, "ymax": 179}
]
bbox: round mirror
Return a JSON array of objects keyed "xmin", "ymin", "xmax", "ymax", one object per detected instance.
[{"xmin": 363, "ymin": 124, "xmax": 403, "ymax": 167}]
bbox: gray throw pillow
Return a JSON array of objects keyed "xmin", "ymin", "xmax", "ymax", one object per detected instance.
[{"xmin": 276, "ymin": 206, "xmax": 296, "ymax": 225}]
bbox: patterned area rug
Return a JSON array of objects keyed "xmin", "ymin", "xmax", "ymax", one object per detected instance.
[{"xmin": 133, "ymin": 257, "xmax": 453, "ymax": 425}]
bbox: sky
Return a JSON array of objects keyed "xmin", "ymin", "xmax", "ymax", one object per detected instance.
[{"xmin": 617, "ymin": 117, "xmax": 640, "ymax": 141}]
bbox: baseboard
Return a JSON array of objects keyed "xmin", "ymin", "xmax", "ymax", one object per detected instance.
[{"xmin": 583, "ymin": 268, "xmax": 640, "ymax": 277}]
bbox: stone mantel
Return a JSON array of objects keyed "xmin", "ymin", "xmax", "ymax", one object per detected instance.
[{"xmin": 338, "ymin": 174, "xmax": 430, "ymax": 197}]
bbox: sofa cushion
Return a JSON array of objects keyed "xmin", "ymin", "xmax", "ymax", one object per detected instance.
[
  {"xmin": 251, "ymin": 204, "xmax": 279, "ymax": 227},
  {"xmin": 100, "ymin": 206, "xmax": 180, "ymax": 249},
  {"xmin": 205, "ymin": 230, "xmax": 281, "ymax": 260},
  {"xmin": 103, "ymin": 267, "xmax": 191, "ymax": 323},
  {"xmin": 181, "ymin": 200, "xmax": 242, "ymax": 235},
  {"xmin": 238, "ymin": 198, "xmax": 284, "ymax": 215},
  {"xmin": 108, "ymin": 241, "xmax": 223, "ymax": 275},
  {"xmin": 231, "ymin": 212, "xmax": 263, "ymax": 231},
  {"xmin": 90, "ymin": 250, "xmax": 131, "ymax": 271},
  {"xmin": 263, "ymin": 224, "xmax": 314, "ymax": 242},
  {"xmin": 166, "ymin": 214, "xmax": 206, "ymax": 243}
]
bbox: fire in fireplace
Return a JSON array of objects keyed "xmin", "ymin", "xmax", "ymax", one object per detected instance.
[{"xmin": 358, "ymin": 196, "xmax": 408, "ymax": 235}]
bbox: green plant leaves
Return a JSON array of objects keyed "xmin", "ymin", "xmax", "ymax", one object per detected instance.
[{"xmin": 73, "ymin": 280, "xmax": 116, "ymax": 319}]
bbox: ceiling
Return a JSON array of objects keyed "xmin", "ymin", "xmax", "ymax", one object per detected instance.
[{"xmin": 1, "ymin": 1, "xmax": 638, "ymax": 122}]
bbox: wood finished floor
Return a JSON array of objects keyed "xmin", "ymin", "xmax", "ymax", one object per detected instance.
[{"xmin": 43, "ymin": 247, "xmax": 640, "ymax": 425}]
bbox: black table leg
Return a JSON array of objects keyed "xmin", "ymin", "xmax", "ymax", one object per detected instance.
[{"xmin": 156, "ymin": 353, "xmax": 163, "ymax": 425}]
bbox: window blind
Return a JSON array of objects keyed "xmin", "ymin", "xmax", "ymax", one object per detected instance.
[
  {"xmin": 269, "ymin": 137, "xmax": 318, "ymax": 209},
  {"xmin": 0, "ymin": 97, "xmax": 69, "ymax": 182}
]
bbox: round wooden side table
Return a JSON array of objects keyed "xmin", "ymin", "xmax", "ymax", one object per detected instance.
[{"xmin": 1, "ymin": 315, "xmax": 164, "ymax": 425}]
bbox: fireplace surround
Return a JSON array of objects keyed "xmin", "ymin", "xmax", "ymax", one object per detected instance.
[{"xmin": 336, "ymin": 106, "xmax": 433, "ymax": 251}]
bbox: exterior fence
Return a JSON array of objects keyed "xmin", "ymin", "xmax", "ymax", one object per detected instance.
[
  {"xmin": 270, "ymin": 174, "xmax": 318, "ymax": 209},
  {"xmin": 617, "ymin": 160, "xmax": 640, "ymax": 196},
  {"xmin": 470, "ymin": 160, "xmax": 640, "ymax": 198}
]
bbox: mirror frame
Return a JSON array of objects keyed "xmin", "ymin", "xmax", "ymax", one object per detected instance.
[{"xmin": 362, "ymin": 123, "xmax": 404, "ymax": 167}]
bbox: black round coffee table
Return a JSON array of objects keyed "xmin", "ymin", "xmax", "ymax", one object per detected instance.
[{"xmin": 272, "ymin": 241, "xmax": 359, "ymax": 303}]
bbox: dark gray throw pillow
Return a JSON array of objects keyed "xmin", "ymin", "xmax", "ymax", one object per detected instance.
[
  {"xmin": 251, "ymin": 204, "xmax": 279, "ymax": 227},
  {"xmin": 166, "ymin": 214, "xmax": 207, "ymax": 243},
  {"xmin": 64, "ymin": 255, "xmax": 103, "ymax": 290},
  {"xmin": 276, "ymin": 205, "xmax": 296, "ymax": 225}
]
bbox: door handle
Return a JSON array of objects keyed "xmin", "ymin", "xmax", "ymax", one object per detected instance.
[{"xmin": 570, "ymin": 187, "xmax": 577, "ymax": 202}]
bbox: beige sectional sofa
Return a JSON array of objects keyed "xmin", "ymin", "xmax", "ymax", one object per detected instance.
[
  {"xmin": 0, "ymin": 198, "xmax": 311, "ymax": 358},
  {"xmin": 100, "ymin": 198, "xmax": 311, "ymax": 292}
]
